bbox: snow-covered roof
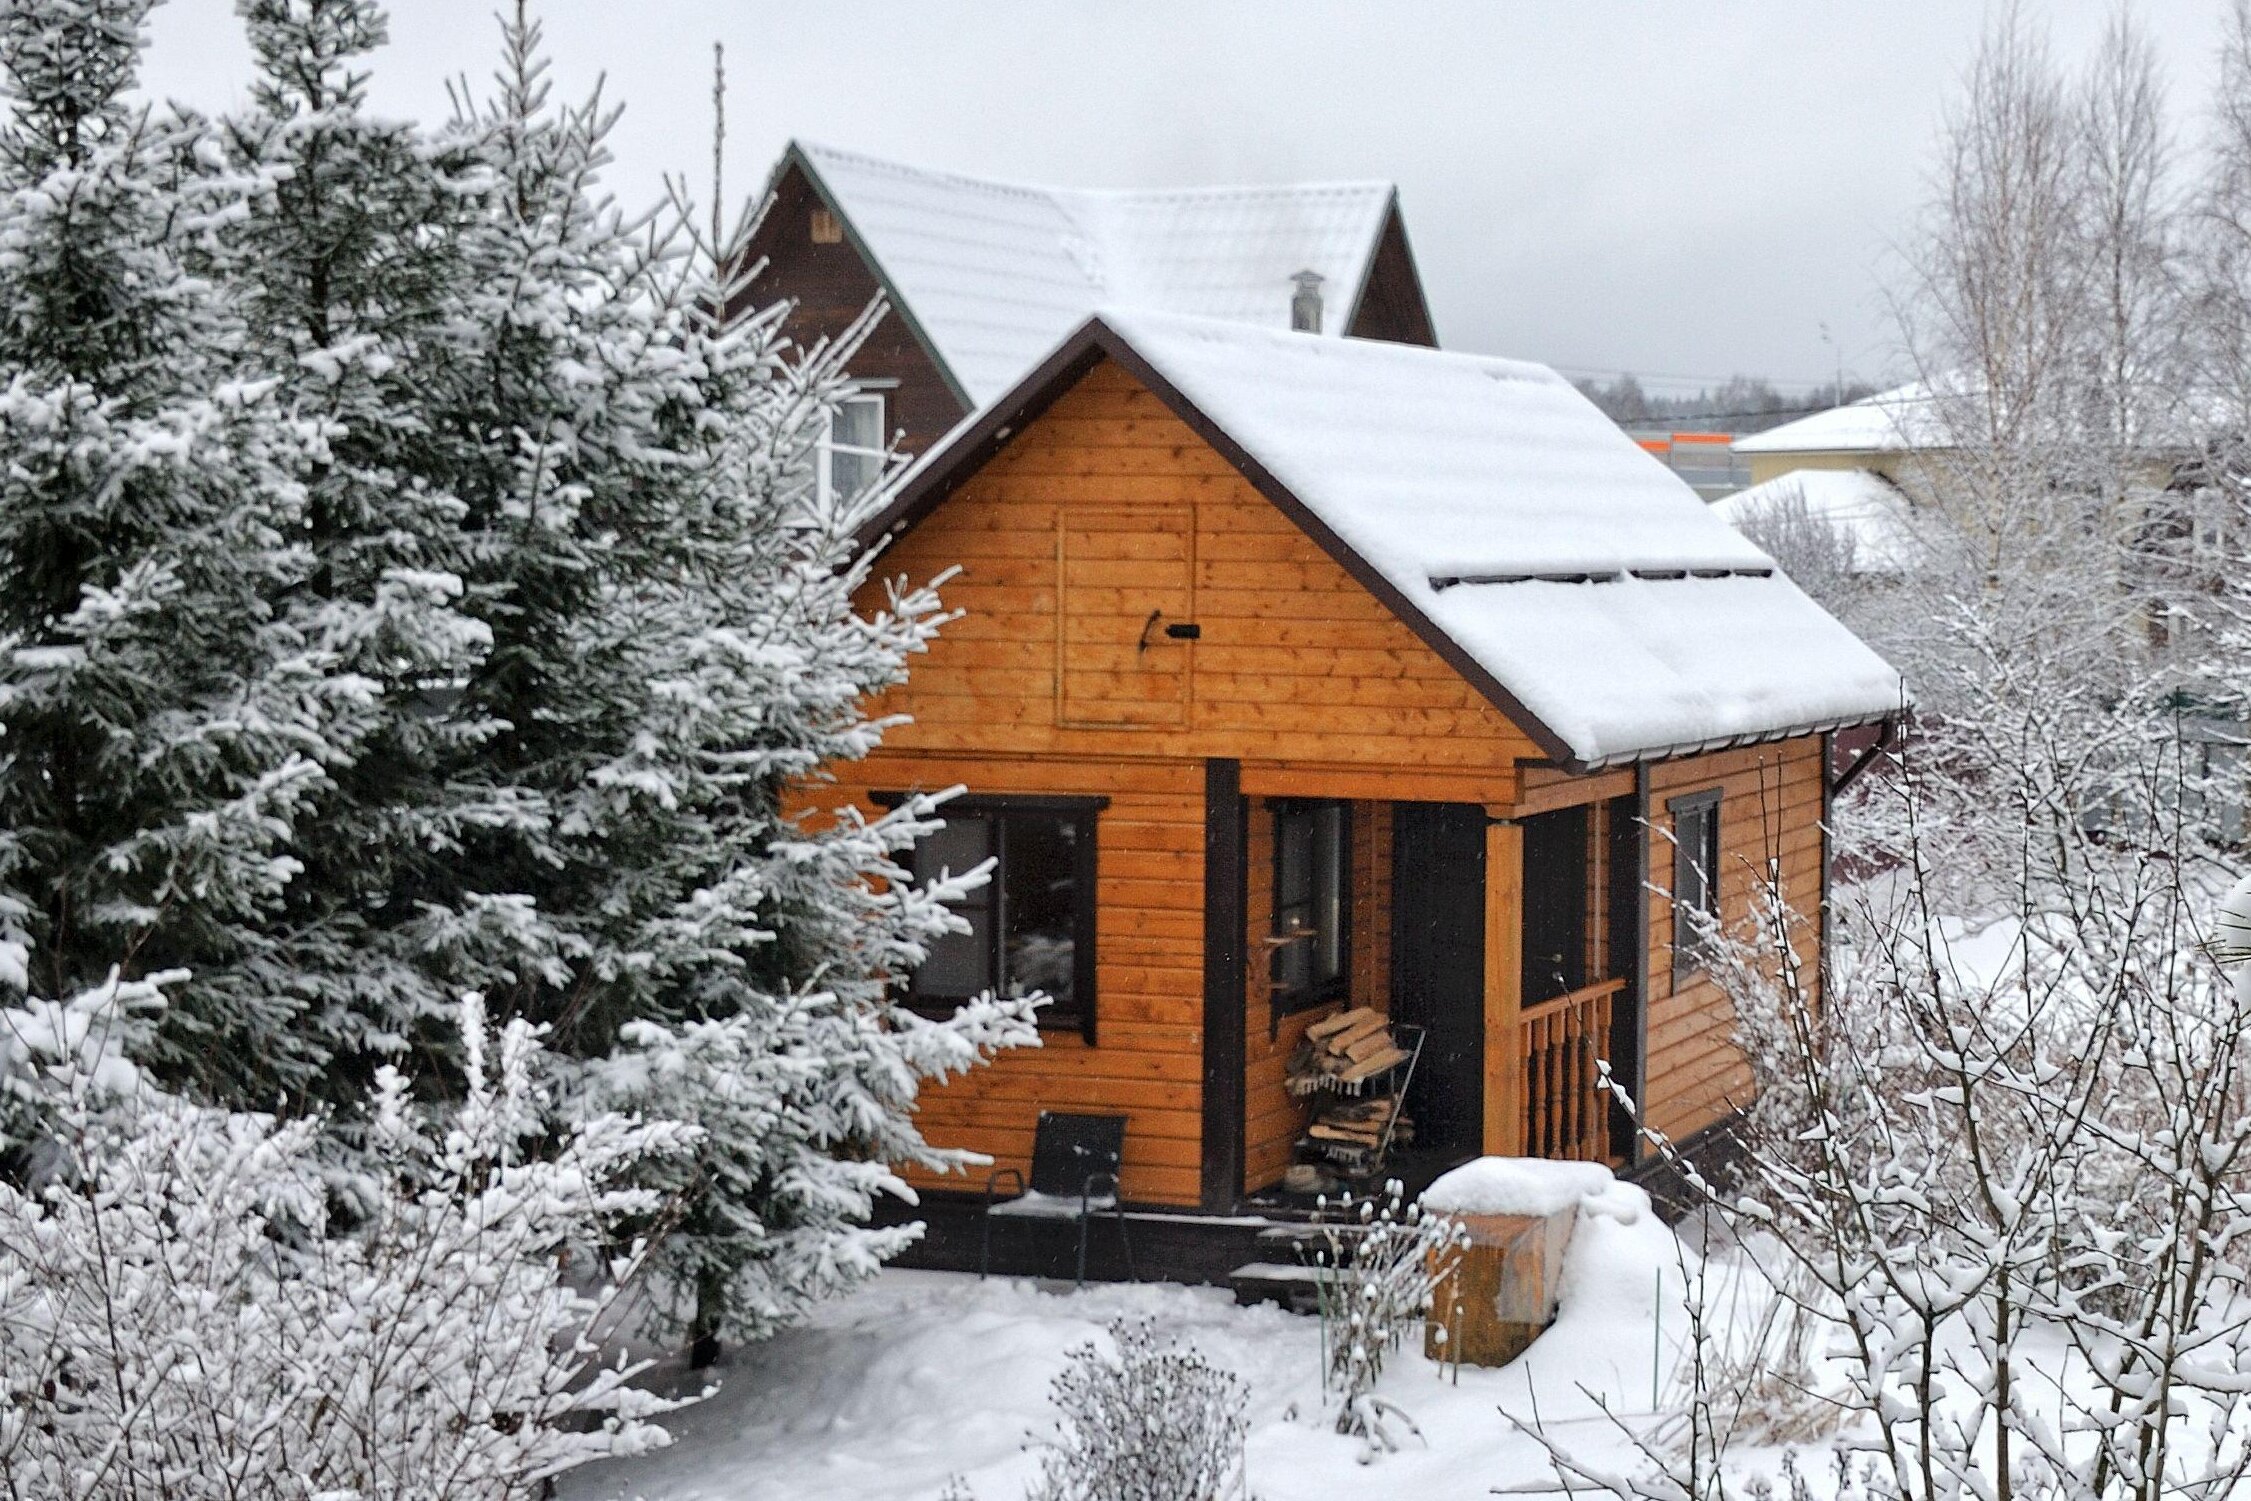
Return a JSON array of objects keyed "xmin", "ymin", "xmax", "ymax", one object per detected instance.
[
  {"xmin": 877, "ymin": 310, "xmax": 1904, "ymax": 769},
  {"xmin": 1731, "ymin": 380, "xmax": 1955, "ymax": 456},
  {"xmin": 1712, "ymin": 468, "xmax": 1925, "ymax": 574},
  {"xmin": 789, "ymin": 142, "xmax": 1402, "ymax": 406}
]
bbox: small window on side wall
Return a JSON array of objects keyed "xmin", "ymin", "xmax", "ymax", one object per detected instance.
[
  {"xmin": 902, "ymin": 795, "xmax": 1103, "ymax": 1042},
  {"xmin": 1271, "ymin": 799, "xmax": 1350, "ymax": 1021},
  {"xmin": 819, "ymin": 392, "xmax": 887, "ymax": 503},
  {"xmin": 1669, "ymin": 790, "xmax": 1722, "ymax": 980}
]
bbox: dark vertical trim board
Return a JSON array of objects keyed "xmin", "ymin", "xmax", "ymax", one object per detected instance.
[
  {"xmin": 1200, "ymin": 759, "xmax": 1248, "ymax": 1212},
  {"xmin": 1629, "ymin": 762, "xmax": 1653, "ymax": 1167}
]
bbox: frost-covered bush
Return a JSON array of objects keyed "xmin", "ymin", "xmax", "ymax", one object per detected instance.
[
  {"xmin": 0, "ymin": 984, "xmax": 697, "ymax": 1500},
  {"xmin": 1028, "ymin": 1318, "xmax": 1251, "ymax": 1501},
  {"xmin": 1309, "ymin": 1183, "xmax": 1464, "ymax": 1454}
]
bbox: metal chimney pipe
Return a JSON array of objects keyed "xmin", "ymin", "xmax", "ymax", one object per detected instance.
[{"xmin": 1290, "ymin": 270, "xmax": 1325, "ymax": 333}]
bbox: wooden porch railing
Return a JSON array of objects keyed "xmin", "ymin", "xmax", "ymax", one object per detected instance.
[{"xmin": 1517, "ymin": 977, "xmax": 1622, "ymax": 1162}]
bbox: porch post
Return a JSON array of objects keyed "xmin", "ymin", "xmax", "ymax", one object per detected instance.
[
  {"xmin": 1200, "ymin": 758, "xmax": 1247, "ymax": 1212},
  {"xmin": 1482, "ymin": 809, "xmax": 1524, "ymax": 1157}
]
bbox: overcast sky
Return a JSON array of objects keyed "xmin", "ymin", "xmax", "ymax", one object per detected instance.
[{"xmin": 137, "ymin": 1, "xmax": 2229, "ymax": 397}]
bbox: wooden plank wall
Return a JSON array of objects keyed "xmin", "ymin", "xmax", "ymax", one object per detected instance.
[
  {"xmin": 841, "ymin": 357, "xmax": 1532, "ymax": 1206},
  {"xmin": 1241, "ymin": 800, "xmax": 1394, "ymax": 1195},
  {"xmin": 817, "ymin": 753, "xmax": 1208, "ymax": 1207},
  {"xmin": 1641, "ymin": 738, "xmax": 1826, "ymax": 1143}
]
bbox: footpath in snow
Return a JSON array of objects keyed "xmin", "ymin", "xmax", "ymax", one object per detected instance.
[{"xmin": 564, "ymin": 1174, "xmax": 1698, "ymax": 1501}]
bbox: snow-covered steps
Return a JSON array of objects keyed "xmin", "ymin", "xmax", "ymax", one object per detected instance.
[{"xmin": 1227, "ymin": 1260, "xmax": 1343, "ymax": 1313}]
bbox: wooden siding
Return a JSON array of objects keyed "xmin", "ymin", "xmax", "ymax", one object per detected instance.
[
  {"xmin": 819, "ymin": 752, "xmax": 1208, "ymax": 1207},
  {"xmin": 1640, "ymin": 739, "xmax": 1827, "ymax": 1143},
  {"xmin": 1345, "ymin": 204, "xmax": 1439, "ymax": 348},
  {"xmin": 731, "ymin": 160, "xmax": 967, "ymax": 456}
]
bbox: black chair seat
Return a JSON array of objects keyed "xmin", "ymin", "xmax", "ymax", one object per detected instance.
[{"xmin": 980, "ymin": 1111, "xmax": 1135, "ymax": 1285}]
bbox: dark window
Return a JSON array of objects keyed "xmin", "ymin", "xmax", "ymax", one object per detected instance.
[
  {"xmin": 1669, "ymin": 791, "xmax": 1722, "ymax": 978},
  {"xmin": 904, "ymin": 796, "xmax": 1102, "ymax": 1042},
  {"xmin": 1271, "ymin": 799, "xmax": 1350, "ymax": 1018},
  {"xmin": 1520, "ymin": 805, "xmax": 1589, "ymax": 1005}
]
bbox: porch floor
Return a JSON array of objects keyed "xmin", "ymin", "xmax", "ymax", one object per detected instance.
[{"xmin": 1240, "ymin": 1144, "xmax": 1477, "ymax": 1220}]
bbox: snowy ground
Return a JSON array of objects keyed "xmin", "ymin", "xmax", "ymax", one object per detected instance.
[{"xmin": 563, "ymin": 1178, "xmax": 1708, "ymax": 1501}]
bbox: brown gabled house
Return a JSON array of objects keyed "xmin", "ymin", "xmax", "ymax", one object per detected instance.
[{"xmin": 802, "ymin": 306, "xmax": 1900, "ymax": 1248}]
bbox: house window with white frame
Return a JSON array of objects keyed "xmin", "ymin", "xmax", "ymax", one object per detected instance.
[{"xmin": 820, "ymin": 391, "xmax": 888, "ymax": 502}]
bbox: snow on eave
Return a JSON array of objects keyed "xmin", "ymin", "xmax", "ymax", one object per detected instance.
[{"xmin": 781, "ymin": 141, "xmax": 976, "ymax": 411}]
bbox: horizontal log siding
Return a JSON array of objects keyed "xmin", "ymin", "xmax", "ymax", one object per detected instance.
[
  {"xmin": 840, "ymin": 358, "xmax": 1535, "ymax": 1206},
  {"xmin": 1641, "ymin": 738, "xmax": 1826, "ymax": 1143}
]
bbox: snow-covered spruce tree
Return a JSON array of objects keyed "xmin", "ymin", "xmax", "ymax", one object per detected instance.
[
  {"xmin": 0, "ymin": 0, "xmax": 369, "ymax": 1095},
  {"xmin": 195, "ymin": 0, "xmax": 517, "ymax": 1101},
  {"xmin": 0, "ymin": 984, "xmax": 698, "ymax": 1500},
  {"xmin": 209, "ymin": 0, "xmax": 1038, "ymax": 1345}
]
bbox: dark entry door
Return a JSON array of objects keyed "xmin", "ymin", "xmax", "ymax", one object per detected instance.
[{"xmin": 1389, "ymin": 802, "xmax": 1486, "ymax": 1163}]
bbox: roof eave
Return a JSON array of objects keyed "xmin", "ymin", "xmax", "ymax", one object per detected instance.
[
  {"xmin": 1557, "ymin": 706, "xmax": 1905, "ymax": 774},
  {"xmin": 864, "ymin": 313, "xmax": 1901, "ymax": 776}
]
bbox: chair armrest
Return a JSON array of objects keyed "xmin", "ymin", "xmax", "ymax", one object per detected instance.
[{"xmin": 984, "ymin": 1167, "xmax": 1026, "ymax": 1209}]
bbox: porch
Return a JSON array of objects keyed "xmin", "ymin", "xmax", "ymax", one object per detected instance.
[{"xmin": 1208, "ymin": 762, "xmax": 1648, "ymax": 1214}]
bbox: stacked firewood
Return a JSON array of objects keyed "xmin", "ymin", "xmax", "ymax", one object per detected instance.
[
  {"xmin": 1286, "ymin": 1006, "xmax": 1412, "ymax": 1095},
  {"xmin": 1304, "ymin": 1093, "xmax": 1413, "ymax": 1152},
  {"xmin": 1286, "ymin": 1006, "xmax": 1417, "ymax": 1174}
]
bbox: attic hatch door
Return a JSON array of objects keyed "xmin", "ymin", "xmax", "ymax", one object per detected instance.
[{"xmin": 1058, "ymin": 507, "xmax": 1193, "ymax": 729}]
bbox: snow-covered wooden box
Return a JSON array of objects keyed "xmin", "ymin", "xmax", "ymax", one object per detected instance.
[{"xmin": 1421, "ymin": 1158, "xmax": 1611, "ymax": 1368}]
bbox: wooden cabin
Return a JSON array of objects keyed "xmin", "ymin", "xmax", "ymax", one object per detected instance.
[
  {"xmin": 733, "ymin": 141, "xmax": 1438, "ymax": 476},
  {"xmin": 818, "ymin": 310, "xmax": 1903, "ymax": 1222}
]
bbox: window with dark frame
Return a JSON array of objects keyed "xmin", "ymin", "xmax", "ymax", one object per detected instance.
[
  {"xmin": 1270, "ymin": 799, "xmax": 1350, "ymax": 1021},
  {"xmin": 1669, "ymin": 790, "xmax": 1722, "ymax": 979},
  {"xmin": 899, "ymin": 795, "xmax": 1103, "ymax": 1043}
]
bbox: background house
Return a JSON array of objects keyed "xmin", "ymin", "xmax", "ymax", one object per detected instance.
[{"xmin": 732, "ymin": 141, "xmax": 1437, "ymax": 493}]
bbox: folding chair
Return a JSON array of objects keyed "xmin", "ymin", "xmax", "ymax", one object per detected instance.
[{"xmin": 979, "ymin": 1111, "xmax": 1135, "ymax": 1286}]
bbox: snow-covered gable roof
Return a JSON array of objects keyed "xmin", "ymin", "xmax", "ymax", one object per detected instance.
[
  {"xmin": 1732, "ymin": 380, "xmax": 1955, "ymax": 456},
  {"xmin": 874, "ymin": 310, "xmax": 1904, "ymax": 769},
  {"xmin": 790, "ymin": 142, "xmax": 1401, "ymax": 406},
  {"xmin": 1712, "ymin": 469, "xmax": 1926, "ymax": 574}
]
